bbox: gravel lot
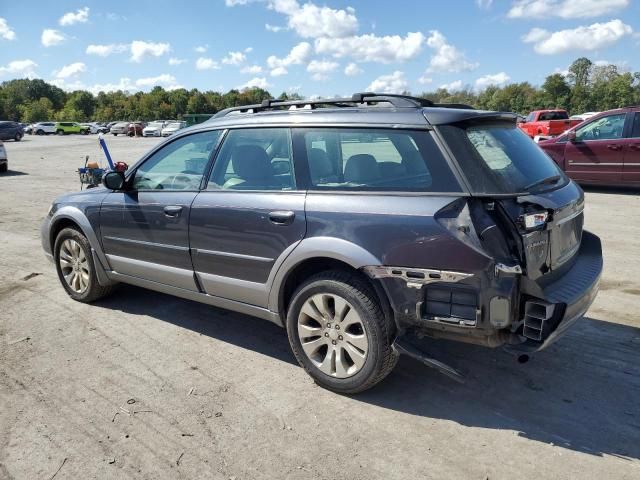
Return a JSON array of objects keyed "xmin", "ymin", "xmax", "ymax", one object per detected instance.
[{"xmin": 1, "ymin": 134, "xmax": 639, "ymax": 480}]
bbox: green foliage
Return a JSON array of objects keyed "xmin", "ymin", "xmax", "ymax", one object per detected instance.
[{"xmin": 1, "ymin": 57, "xmax": 638, "ymax": 123}]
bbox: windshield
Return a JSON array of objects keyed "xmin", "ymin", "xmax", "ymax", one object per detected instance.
[
  {"xmin": 439, "ymin": 123, "xmax": 566, "ymax": 195},
  {"xmin": 148, "ymin": 122, "xmax": 163, "ymax": 128},
  {"xmin": 167, "ymin": 122, "xmax": 182, "ymax": 128}
]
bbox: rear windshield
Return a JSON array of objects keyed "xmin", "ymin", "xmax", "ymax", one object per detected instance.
[
  {"xmin": 439, "ymin": 123, "xmax": 566, "ymax": 195},
  {"xmin": 538, "ymin": 111, "xmax": 569, "ymax": 121}
]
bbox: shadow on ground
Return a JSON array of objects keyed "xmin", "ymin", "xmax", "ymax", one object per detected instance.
[
  {"xmin": 582, "ymin": 184, "xmax": 640, "ymax": 196},
  {"xmin": 96, "ymin": 286, "xmax": 640, "ymax": 461},
  {"xmin": 0, "ymin": 170, "xmax": 28, "ymax": 177}
]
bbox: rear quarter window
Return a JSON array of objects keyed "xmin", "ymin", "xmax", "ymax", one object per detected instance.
[{"xmin": 294, "ymin": 128, "xmax": 462, "ymax": 193}]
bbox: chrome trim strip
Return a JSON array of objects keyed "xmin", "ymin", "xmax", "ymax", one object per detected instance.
[
  {"xmin": 362, "ymin": 266, "xmax": 473, "ymax": 287},
  {"xmin": 556, "ymin": 207, "xmax": 584, "ymax": 226},
  {"xmin": 106, "ymin": 254, "xmax": 198, "ymax": 291},
  {"xmin": 568, "ymin": 162, "xmax": 624, "ymax": 166},
  {"xmin": 193, "ymin": 248, "xmax": 273, "ymax": 263},
  {"xmin": 104, "ymin": 235, "xmax": 189, "ymax": 252}
]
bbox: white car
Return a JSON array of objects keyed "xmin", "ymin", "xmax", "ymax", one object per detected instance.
[
  {"xmin": 570, "ymin": 112, "xmax": 600, "ymax": 122},
  {"xmin": 31, "ymin": 122, "xmax": 57, "ymax": 135},
  {"xmin": 0, "ymin": 140, "xmax": 7, "ymax": 173},
  {"xmin": 80, "ymin": 123, "xmax": 108, "ymax": 134},
  {"xmin": 143, "ymin": 121, "xmax": 167, "ymax": 137},
  {"xmin": 161, "ymin": 121, "xmax": 186, "ymax": 136}
]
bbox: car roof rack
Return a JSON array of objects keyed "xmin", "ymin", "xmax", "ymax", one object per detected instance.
[{"xmin": 212, "ymin": 92, "xmax": 475, "ymax": 118}]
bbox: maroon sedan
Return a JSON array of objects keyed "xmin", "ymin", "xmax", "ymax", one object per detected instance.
[
  {"xmin": 539, "ymin": 106, "xmax": 640, "ymax": 186},
  {"xmin": 127, "ymin": 122, "xmax": 145, "ymax": 137}
]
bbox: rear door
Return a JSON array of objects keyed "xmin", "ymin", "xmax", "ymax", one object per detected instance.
[
  {"xmin": 100, "ymin": 130, "xmax": 222, "ymax": 290},
  {"xmin": 564, "ymin": 112, "xmax": 627, "ymax": 184},
  {"xmin": 623, "ymin": 112, "xmax": 640, "ymax": 184},
  {"xmin": 190, "ymin": 127, "xmax": 306, "ymax": 307}
]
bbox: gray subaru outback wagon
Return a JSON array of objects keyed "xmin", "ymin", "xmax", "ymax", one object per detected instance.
[{"xmin": 41, "ymin": 93, "xmax": 603, "ymax": 393}]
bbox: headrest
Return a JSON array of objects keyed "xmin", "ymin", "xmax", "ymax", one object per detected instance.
[
  {"xmin": 344, "ymin": 154, "xmax": 380, "ymax": 183},
  {"xmin": 231, "ymin": 145, "xmax": 272, "ymax": 181}
]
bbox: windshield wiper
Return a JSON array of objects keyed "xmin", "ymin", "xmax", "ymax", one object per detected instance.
[{"xmin": 524, "ymin": 174, "xmax": 562, "ymax": 192}]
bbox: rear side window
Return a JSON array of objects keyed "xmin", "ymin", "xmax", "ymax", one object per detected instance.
[
  {"xmin": 631, "ymin": 113, "xmax": 640, "ymax": 138},
  {"xmin": 207, "ymin": 128, "xmax": 295, "ymax": 191},
  {"xmin": 296, "ymin": 128, "xmax": 461, "ymax": 192}
]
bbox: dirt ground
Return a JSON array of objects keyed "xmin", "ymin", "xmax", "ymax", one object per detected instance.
[{"xmin": 1, "ymin": 134, "xmax": 639, "ymax": 480}]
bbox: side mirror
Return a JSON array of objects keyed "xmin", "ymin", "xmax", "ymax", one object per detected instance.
[
  {"xmin": 567, "ymin": 130, "xmax": 577, "ymax": 142},
  {"xmin": 103, "ymin": 171, "xmax": 125, "ymax": 190}
]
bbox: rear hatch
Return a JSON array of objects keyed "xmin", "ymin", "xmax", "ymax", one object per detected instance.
[{"xmin": 437, "ymin": 119, "xmax": 584, "ymax": 281}]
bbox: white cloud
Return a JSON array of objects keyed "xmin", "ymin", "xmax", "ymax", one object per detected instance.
[
  {"xmin": 169, "ymin": 57, "xmax": 187, "ymax": 66},
  {"xmin": 344, "ymin": 63, "xmax": 363, "ymax": 76},
  {"xmin": 307, "ymin": 59, "xmax": 339, "ymax": 81},
  {"xmin": 55, "ymin": 62, "xmax": 86, "ymax": 79},
  {"xmin": 266, "ymin": 23, "xmax": 285, "ymax": 32},
  {"xmin": 418, "ymin": 74, "xmax": 433, "ymax": 85},
  {"xmin": 86, "ymin": 43, "xmax": 128, "ymax": 56},
  {"xmin": 195, "ymin": 45, "xmax": 208, "ymax": 53},
  {"xmin": 366, "ymin": 71, "xmax": 408, "ymax": 94},
  {"xmin": 196, "ymin": 57, "xmax": 220, "ymax": 70},
  {"xmin": 268, "ymin": 0, "xmax": 358, "ymax": 38},
  {"xmin": 315, "ymin": 32, "xmax": 425, "ymax": 63},
  {"xmin": 475, "ymin": 72, "xmax": 510, "ymax": 90},
  {"xmin": 426, "ymin": 31, "xmax": 478, "ymax": 73},
  {"xmin": 222, "ymin": 51, "xmax": 247, "ymax": 65},
  {"xmin": 522, "ymin": 19, "xmax": 633, "ymax": 55},
  {"xmin": 440, "ymin": 80, "xmax": 464, "ymax": 91},
  {"xmin": 267, "ymin": 41, "xmax": 312, "ymax": 76},
  {"xmin": 476, "ymin": 0, "xmax": 493, "ymax": 8},
  {"xmin": 0, "ymin": 18, "xmax": 16, "ymax": 41},
  {"xmin": 0, "ymin": 59, "xmax": 38, "ymax": 78},
  {"xmin": 238, "ymin": 77, "xmax": 271, "ymax": 90},
  {"xmin": 41, "ymin": 29, "xmax": 65, "ymax": 47},
  {"xmin": 241, "ymin": 64, "xmax": 263, "ymax": 74},
  {"xmin": 59, "ymin": 7, "xmax": 89, "ymax": 26},
  {"xmin": 225, "ymin": 0, "xmax": 253, "ymax": 5},
  {"xmin": 508, "ymin": 0, "xmax": 629, "ymax": 19},
  {"xmin": 135, "ymin": 74, "xmax": 182, "ymax": 89},
  {"xmin": 87, "ymin": 78, "xmax": 135, "ymax": 94},
  {"xmin": 130, "ymin": 40, "xmax": 171, "ymax": 62}
]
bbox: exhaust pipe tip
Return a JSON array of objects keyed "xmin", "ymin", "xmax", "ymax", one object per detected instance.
[{"xmin": 517, "ymin": 354, "xmax": 530, "ymax": 364}]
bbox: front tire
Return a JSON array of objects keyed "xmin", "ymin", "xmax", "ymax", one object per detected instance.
[
  {"xmin": 36, "ymin": 129, "xmax": 45, "ymax": 135},
  {"xmin": 57, "ymin": 130, "xmax": 64, "ymax": 136},
  {"xmin": 54, "ymin": 227, "xmax": 115, "ymax": 302},
  {"xmin": 14, "ymin": 132, "xmax": 22, "ymax": 141},
  {"xmin": 286, "ymin": 271, "xmax": 397, "ymax": 394}
]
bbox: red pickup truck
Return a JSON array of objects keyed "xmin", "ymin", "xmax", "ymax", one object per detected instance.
[{"xmin": 518, "ymin": 110, "xmax": 582, "ymax": 140}]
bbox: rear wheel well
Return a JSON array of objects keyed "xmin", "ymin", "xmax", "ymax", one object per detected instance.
[{"xmin": 279, "ymin": 258, "xmax": 395, "ymax": 333}]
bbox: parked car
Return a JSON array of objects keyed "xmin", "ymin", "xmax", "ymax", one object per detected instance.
[
  {"xmin": 81, "ymin": 122, "xmax": 109, "ymax": 134},
  {"xmin": 0, "ymin": 140, "xmax": 7, "ymax": 172},
  {"xmin": 106, "ymin": 121, "xmax": 120, "ymax": 131},
  {"xmin": 32, "ymin": 122, "xmax": 58, "ymax": 135},
  {"xmin": 539, "ymin": 106, "xmax": 640, "ymax": 186},
  {"xmin": 161, "ymin": 121, "xmax": 186, "ymax": 136},
  {"xmin": 128, "ymin": 122, "xmax": 145, "ymax": 137},
  {"xmin": 0, "ymin": 121, "xmax": 24, "ymax": 141},
  {"xmin": 569, "ymin": 112, "xmax": 600, "ymax": 122},
  {"xmin": 41, "ymin": 93, "xmax": 603, "ymax": 394},
  {"xmin": 55, "ymin": 122, "xmax": 90, "ymax": 135},
  {"xmin": 110, "ymin": 122, "xmax": 130, "ymax": 136},
  {"xmin": 142, "ymin": 121, "xmax": 168, "ymax": 137},
  {"xmin": 22, "ymin": 123, "xmax": 33, "ymax": 135},
  {"xmin": 518, "ymin": 110, "xmax": 582, "ymax": 141}
]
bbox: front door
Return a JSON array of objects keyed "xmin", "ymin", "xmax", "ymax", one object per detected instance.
[
  {"xmin": 189, "ymin": 127, "xmax": 306, "ymax": 307},
  {"xmin": 100, "ymin": 130, "xmax": 223, "ymax": 290},
  {"xmin": 623, "ymin": 112, "xmax": 640, "ymax": 185},
  {"xmin": 564, "ymin": 112, "xmax": 627, "ymax": 184}
]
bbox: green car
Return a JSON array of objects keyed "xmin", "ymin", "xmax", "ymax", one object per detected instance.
[{"xmin": 54, "ymin": 122, "xmax": 90, "ymax": 135}]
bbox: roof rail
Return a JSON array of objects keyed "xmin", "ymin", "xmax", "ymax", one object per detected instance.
[{"xmin": 211, "ymin": 92, "xmax": 473, "ymax": 118}]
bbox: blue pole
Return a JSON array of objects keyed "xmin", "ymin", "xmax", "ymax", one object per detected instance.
[{"xmin": 98, "ymin": 134, "xmax": 115, "ymax": 169}]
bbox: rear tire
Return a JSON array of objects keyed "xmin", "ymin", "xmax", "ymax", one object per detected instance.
[
  {"xmin": 286, "ymin": 270, "xmax": 397, "ymax": 394},
  {"xmin": 0, "ymin": 163, "xmax": 7, "ymax": 173},
  {"xmin": 54, "ymin": 227, "xmax": 115, "ymax": 303},
  {"xmin": 57, "ymin": 130, "xmax": 64, "ymax": 136},
  {"xmin": 36, "ymin": 129, "xmax": 45, "ymax": 135}
]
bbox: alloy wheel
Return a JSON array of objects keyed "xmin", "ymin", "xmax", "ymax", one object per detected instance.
[
  {"xmin": 59, "ymin": 239, "xmax": 90, "ymax": 294},
  {"xmin": 297, "ymin": 293, "xmax": 369, "ymax": 378}
]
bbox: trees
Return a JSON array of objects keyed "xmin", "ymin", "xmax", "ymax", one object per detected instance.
[{"xmin": 1, "ymin": 57, "xmax": 638, "ymax": 123}]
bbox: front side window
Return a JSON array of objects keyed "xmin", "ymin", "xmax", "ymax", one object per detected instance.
[
  {"xmin": 207, "ymin": 128, "xmax": 295, "ymax": 191},
  {"xmin": 575, "ymin": 113, "xmax": 626, "ymax": 141},
  {"xmin": 439, "ymin": 123, "xmax": 565, "ymax": 195},
  {"xmin": 297, "ymin": 128, "xmax": 461, "ymax": 192},
  {"xmin": 631, "ymin": 113, "xmax": 640, "ymax": 138},
  {"xmin": 132, "ymin": 130, "xmax": 222, "ymax": 190}
]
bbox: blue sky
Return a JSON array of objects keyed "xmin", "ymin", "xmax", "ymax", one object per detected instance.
[{"xmin": 0, "ymin": 0, "xmax": 638, "ymax": 96}]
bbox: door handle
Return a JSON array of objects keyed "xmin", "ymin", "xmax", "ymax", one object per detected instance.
[
  {"xmin": 269, "ymin": 210, "xmax": 295, "ymax": 225},
  {"xmin": 163, "ymin": 205, "xmax": 183, "ymax": 217},
  {"xmin": 606, "ymin": 144, "xmax": 622, "ymax": 151},
  {"xmin": 630, "ymin": 144, "xmax": 640, "ymax": 151}
]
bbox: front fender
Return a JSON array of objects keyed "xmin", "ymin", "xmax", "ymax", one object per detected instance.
[
  {"xmin": 48, "ymin": 205, "xmax": 108, "ymax": 267},
  {"xmin": 267, "ymin": 236, "xmax": 381, "ymax": 313}
]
